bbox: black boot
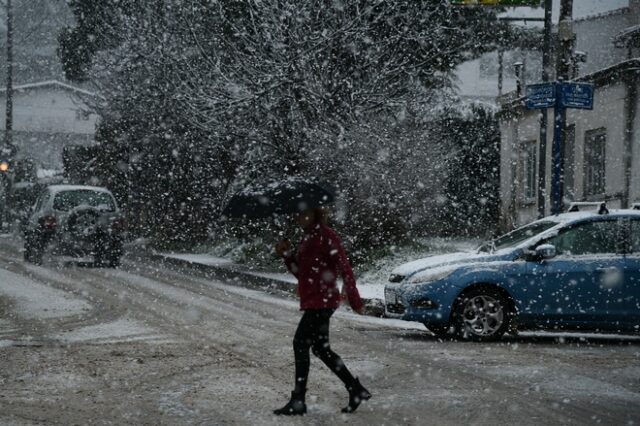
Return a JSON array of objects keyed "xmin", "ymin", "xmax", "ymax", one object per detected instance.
[
  {"xmin": 274, "ymin": 391, "xmax": 307, "ymax": 416},
  {"xmin": 342, "ymin": 378, "xmax": 371, "ymax": 413}
]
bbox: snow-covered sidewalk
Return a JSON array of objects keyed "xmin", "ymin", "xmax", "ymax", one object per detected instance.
[{"xmin": 158, "ymin": 252, "xmax": 386, "ymax": 301}]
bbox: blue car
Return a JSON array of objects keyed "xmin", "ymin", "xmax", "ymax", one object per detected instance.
[{"xmin": 384, "ymin": 206, "xmax": 640, "ymax": 340}]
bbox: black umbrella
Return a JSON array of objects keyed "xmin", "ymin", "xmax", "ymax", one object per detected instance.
[{"xmin": 222, "ymin": 179, "xmax": 335, "ymax": 219}]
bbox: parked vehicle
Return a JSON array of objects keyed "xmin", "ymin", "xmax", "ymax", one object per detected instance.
[
  {"xmin": 23, "ymin": 185, "xmax": 125, "ymax": 266},
  {"xmin": 385, "ymin": 205, "xmax": 640, "ymax": 341}
]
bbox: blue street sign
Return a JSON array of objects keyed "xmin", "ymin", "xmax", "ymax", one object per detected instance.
[
  {"xmin": 524, "ymin": 80, "xmax": 596, "ymax": 214},
  {"xmin": 559, "ymin": 82, "xmax": 594, "ymax": 109},
  {"xmin": 525, "ymin": 83, "xmax": 556, "ymax": 109}
]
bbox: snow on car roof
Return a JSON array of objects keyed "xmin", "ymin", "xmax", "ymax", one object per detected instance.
[
  {"xmin": 47, "ymin": 185, "xmax": 113, "ymax": 195},
  {"xmin": 531, "ymin": 209, "xmax": 640, "ymax": 226}
]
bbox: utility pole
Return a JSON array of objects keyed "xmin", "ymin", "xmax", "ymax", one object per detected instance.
[
  {"xmin": 1, "ymin": 0, "xmax": 14, "ymax": 229},
  {"xmin": 550, "ymin": 0, "xmax": 574, "ymax": 214},
  {"xmin": 536, "ymin": 0, "xmax": 552, "ymax": 218},
  {"xmin": 556, "ymin": 0, "xmax": 574, "ymax": 81},
  {"xmin": 4, "ymin": 0, "xmax": 13, "ymax": 148}
]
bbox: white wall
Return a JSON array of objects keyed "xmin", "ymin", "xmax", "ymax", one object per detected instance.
[
  {"xmin": 0, "ymin": 87, "xmax": 97, "ymax": 134},
  {"xmin": 574, "ymin": 11, "xmax": 633, "ymax": 76},
  {"xmin": 0, "ymin": 85, "xmax": 98, "ymax": 169},
  {"xmin": 565, "ymin": 83, "xmax": 627, "ymax": 202}
]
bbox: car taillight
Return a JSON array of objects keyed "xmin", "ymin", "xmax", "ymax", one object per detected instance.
[
  {"xmin": 43, "ymin": 216, "xmax": 56, "ymax": 230},
  {"xmin": 111, "ymin": 217, "xmax": 126, "ymax": 231}
]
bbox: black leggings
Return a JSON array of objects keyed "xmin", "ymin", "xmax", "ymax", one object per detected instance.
[{"xmin": 293, "ymin": 309, "xmax": 355, "ymax": 394}]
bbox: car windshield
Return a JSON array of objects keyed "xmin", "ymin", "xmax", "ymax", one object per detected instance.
[
  {"xmin": 53, "ymin": 190, "xmax": 116, "ymax": 212},
  {"xmin": 478, "ymin": 221, "xmax": 557, "ymax": 253}
]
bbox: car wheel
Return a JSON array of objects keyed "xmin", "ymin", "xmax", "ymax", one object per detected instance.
[
  {"xmin": 94, "ymin": 237, "xmax": 121, "ymax": 268},
  {"xmin": 453, "ymin": 287, "xmax": 512, "ymax": 342},
  {"xmin": 107, "ymin": 253, "xmax": 121, "ymax": 268}
]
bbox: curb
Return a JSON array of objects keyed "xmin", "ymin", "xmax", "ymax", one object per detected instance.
[{"xmin": 145, "ymin": 252, "xmax": 386, "ymax": 317}]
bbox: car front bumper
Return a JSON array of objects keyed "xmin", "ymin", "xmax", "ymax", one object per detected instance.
[{"xmin": 384, "ymin": 281, "xmax": 462, "ymax": 326}]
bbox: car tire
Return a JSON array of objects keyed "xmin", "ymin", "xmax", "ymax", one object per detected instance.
[
  {"xmin": 23, "ymin": 234, "xmax": 43, "ymax": 265},
  {"xmin": 107, "ymin": 253, "xmax": 121, "ymax": 268},
  {"xmin": 453, "ymin": 287, "xmax": 513, "ymax": 342},
  {"xmin": 94, "ymin": 237, "xmax": 121, "ymax": 268}
]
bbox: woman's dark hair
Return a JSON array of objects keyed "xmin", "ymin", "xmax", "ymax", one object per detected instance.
[{"xmin": 313, "ymin": 207, "xmax": 329, "ymax": 225}]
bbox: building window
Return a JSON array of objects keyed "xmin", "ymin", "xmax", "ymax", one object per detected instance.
[
  {"xmin": 520, "ymin": 140, "xmax": 537, "ymax": 201},
  {"xmin": 583, "ymin": 128, "xmax": 606, "ymax": 197}
]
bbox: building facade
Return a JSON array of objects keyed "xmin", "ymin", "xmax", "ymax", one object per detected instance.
[
  {"xmin": 499, "ymin": 60, "xmax": 640, "ymax": 228},
  {"xmin": 497, "ymin": 1, "xmax": 640, "ymax": 229},
  {"xmin": 0, "ymin": 80, "xmax": 99, "ymax": 170}
]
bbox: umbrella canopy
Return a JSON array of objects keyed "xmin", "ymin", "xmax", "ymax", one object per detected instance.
[{"xmin": 222, "ymin": 179, "xmax": 335, "ymax": 219}]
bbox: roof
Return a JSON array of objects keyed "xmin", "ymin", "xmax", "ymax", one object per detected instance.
[
  {"xmin": 614, "ymin": 23, "xmax": 640, "ymax": 48},
  {"xmin": 47, "ymin": 185, "xmax": 112, "ymax": 195},
  {"xmin": 498, "ymin": 58, "xmax": 640, "ymax": 115},
  {"xmin": 0, "ymin": 80, "xmax": 99, "ymax": 98}
]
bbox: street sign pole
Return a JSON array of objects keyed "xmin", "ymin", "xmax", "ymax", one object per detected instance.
[
  {"xmin": 551, "ymin": 82, "xmax": 564, "ymax": 215},
  {"xmin": 526, "ymin": 80, "xmax": 593, "ymax": 216},
  {"xmin": 537, "ymin": 0, "xmax": 552, "ymax": 218}
]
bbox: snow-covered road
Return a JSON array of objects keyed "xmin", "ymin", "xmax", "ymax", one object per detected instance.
[{"xmin": 0, "ymin": 239, "xmax": 639, "ymax": 425}]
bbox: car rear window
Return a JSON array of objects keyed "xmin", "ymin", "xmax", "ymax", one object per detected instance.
[{"xmin": 53, "ymin": 190, "xmax": 116, "ymax": 212}]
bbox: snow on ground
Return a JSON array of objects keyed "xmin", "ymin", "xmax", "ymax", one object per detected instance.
[
  {"xmin": 0, "ymin": 266, "xmax": 167, "ymax": 346},
  {"xmin": 162, "ymin": 251, "xmax": 387, "ymax": 300},
  {"xmin": 0, "ymin": 268, "xmax": 92, "ymax": 319},
  {"xmin": 55, "ymin": 318, "xmax": 171, "ymax": 345},
  {"xmin": 1, "ymin": 238, "xmax": 639, "ymax": 425},
  {"xmin": 160, "ymin": 253, "xmax": 233, "ymax": 267}
]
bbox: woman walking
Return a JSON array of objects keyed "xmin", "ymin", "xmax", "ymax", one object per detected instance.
[{"xmin": 273, "ymin": 207, "xmax": 371, "ymax": 416}]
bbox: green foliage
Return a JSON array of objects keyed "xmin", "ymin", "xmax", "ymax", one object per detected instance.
[{"xmin": 437, "ymin": 105, "xmax": 501, "ymax": 237}]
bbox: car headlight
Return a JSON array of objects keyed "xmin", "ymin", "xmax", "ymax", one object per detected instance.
[{"xmin": 407, "ymin": 267, "xmax": 456, "ymax": 284}]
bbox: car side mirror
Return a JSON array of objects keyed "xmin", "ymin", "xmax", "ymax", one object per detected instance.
[{"xmin": 535, "ymin": 244, "xmax": 557, "ymax": 260}]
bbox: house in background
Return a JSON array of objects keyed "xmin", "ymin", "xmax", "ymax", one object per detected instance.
[
  {"xmin": 500, "ymin": 60, "xmax": 640, "ymax": 227},
  {"xmin": 0, "ymin": 80, "xmax": 99, "ymax": 171},
  {"xmin": 497, "ymin": 1, "xmax": 640, "ymax": 228},
  {"xmin": 456, "ymin": 2, "xmax": 635, "ymax": 105}
]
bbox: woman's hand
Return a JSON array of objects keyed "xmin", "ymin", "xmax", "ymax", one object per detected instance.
[
  {"xmin": 341, "ymin": 287, "xmax": 364, "ymax": 315},
  {"xmin": 275, "ymin": 239, "xmax": 292, "ymax": 257}
]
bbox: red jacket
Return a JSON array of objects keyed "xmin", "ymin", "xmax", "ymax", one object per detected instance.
[{"xmin": 283, "ymin": 223, "xmax": 363, "ymax": 312}]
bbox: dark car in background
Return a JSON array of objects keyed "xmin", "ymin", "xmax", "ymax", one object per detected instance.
[{"xmin": 23, "ymin": 185, "xmax": 125, "ymax": 266}]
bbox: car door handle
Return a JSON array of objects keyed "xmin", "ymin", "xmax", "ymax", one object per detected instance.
[{"xmin": 596, "ymin": 267, "xmax": 619, "ymax": 273}]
